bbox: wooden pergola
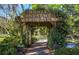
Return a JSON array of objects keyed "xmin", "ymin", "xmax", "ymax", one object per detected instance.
[{"xmin": 16, "ymin": 10, "xmax": 61, "ymax": 46}]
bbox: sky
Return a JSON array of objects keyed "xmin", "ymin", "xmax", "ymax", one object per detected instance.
[
  {"xmin": 0, "ymin": 4, "xmax": 31, "ymax": 17},
  {"xmin": 16, "ymin": 4, "xmax": 32, "ymax": 16}
]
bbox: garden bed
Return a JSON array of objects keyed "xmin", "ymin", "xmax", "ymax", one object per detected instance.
[
  {"xmin": 54, "ymin": 39, "xmax": 79, "ymax": 55},
  {"xmin": 54, "ymin": 47, "xmax": 79, "ymax": 55}
]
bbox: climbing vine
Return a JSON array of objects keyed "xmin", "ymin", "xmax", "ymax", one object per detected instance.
[{"xmin": 48, "ymin": 9, "xmax": 69, "ymax": 49}]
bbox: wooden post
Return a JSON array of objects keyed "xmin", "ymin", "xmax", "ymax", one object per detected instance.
[
  {"xmin": 28, "ymin": 26, "xmax": 32, "ymax": 45},
  {"xmin": 22, "ymin": 23, "xmax": 27, "ymax": 46},
  {"xmin": 25, "ymin": 25, "xmax": 29, "ymax": 46},
  {"xmin": 26, "ymin": 25, "xmax": 32, "ymax": 46}
]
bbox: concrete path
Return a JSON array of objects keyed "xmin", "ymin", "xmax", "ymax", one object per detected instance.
[{"xmin": 25, "ymin": 39, "xmax": 51, "ymax": 55}]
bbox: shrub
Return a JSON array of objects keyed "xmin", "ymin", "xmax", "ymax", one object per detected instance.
[
  {"xmin": 0, "ymin": 28, "xmax": 24, "ymax": 55},
  {"xmin": 0, "ymin": 20, "xmax": 26, "ymax": 55},
  {"xmin": 0, "ymin": 37, "xmax": 17, "ymax": 55},
  {"xmin": 48, "ymin": 27, "xmax": 66, "ymax": 49},
  {"xmin": 54, "ymin": 47, "xmax": 79, "ymax": 55},
  {"xmin": 48, "ymin": 20, "xmax": 69, "ymax": 49}
]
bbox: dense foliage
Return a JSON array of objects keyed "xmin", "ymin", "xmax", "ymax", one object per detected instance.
[
  {"xmin": 48, "ymin": 25, "xmax": 68, "ymax": 48},
  {"xmin": 0, "ymin": 20, "xmax": 24, "ymax": 54}
]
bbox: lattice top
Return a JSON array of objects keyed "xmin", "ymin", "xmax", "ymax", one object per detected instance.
[{"xmin": 16, "ymin": 10, "xmax": 59, "ymax": 22}]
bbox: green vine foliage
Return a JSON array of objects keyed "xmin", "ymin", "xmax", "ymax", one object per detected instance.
[
  {"xmin": 48, "ymin": 10, "xmax": 69, "ymax": 49},
  {"xmin": 48, "ymin": 22, "xmax": 69, "ymax": 49}
]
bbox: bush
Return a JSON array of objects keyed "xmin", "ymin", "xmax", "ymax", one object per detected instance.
[
  {"xmin": 0, "ymin": 20, "xmax": 25, "ymax": 55},
  {"xmin": 48, "ymin": 27, "xmax": 66, "ymax": 49},
  {"xmin": 0, "ymin": 37, "xmax": 17, "ymax": 55},
  {"xmin": 0, "ymin": 36, "xmax": 25, "ymax": 55},
  {"xmin": 48, "ymin": 20, "xmax": 69, "ymax": 49},
  {"xmin": 54, "ymin": 47, "xmax": 79, "ymax": 55}
]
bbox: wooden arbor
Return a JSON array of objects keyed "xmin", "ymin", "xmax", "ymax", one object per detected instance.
[{"xmin": 16, "ymin": 10, "xmax": 60, "ymax": 46}]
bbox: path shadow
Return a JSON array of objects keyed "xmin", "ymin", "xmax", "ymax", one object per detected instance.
[{"xmin": 25, "ymin": 40, "xmax": 50, "ymax": 55}]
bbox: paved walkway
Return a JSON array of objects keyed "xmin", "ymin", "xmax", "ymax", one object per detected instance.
[{"xmin": 25, "ymin": 39, "xmax": 51, "ymax": 55}]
